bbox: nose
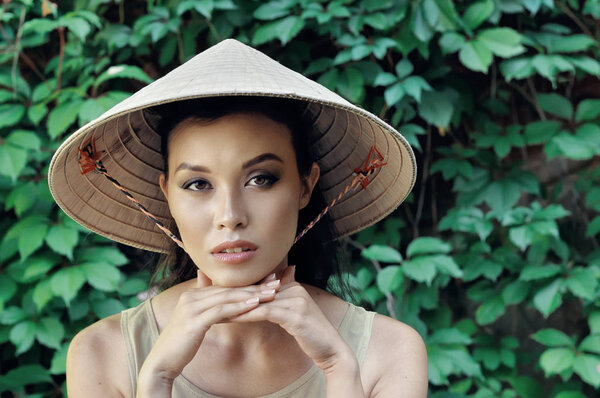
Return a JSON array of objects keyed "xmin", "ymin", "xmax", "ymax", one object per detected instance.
[{"xmin": 214, "ymin": 188, "xmax": 248, "ymax": 230}]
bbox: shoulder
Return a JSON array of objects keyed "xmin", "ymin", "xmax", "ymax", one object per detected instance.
[
  {"xmin": 363, "ymin": 314, "xmax": 428, "ymax": 397},
  {"xmin": 67, "ymin": 312, "xmax": 131, "ymax": 397}
]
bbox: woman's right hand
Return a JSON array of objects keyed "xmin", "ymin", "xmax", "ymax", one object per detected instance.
[{"xmin": 137, "ymin": 271, "xmax": 280, "ymax": 394}]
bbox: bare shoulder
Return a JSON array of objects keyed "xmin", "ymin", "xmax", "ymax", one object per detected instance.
[
  {"xmin": 67, "ymin": 313, "xmax": 131, "ymax": 397},
  {"xmin": 363, "ymin": 314, "xmax": 428, "ymax": 397}
]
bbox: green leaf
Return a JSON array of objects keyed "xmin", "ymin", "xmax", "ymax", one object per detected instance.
[
  {"xmin": 91, "ymin": 298, "xmax": 126, "ymax": 318},
  {"xmin": 575, "ymin": 99, "xmax": 600, "ymax": 122},
  {"xmin": 120, "ymin": 278, "xmax": 149, "ymax": 295},
  {"xmin": 501, "ymin": 280, "xmax": 529, "ymax": 305},
  {"xmin": 50, "ymin": 344, "xmax": 68, "ymax": 374},
  {"xmin": 439, "ymin": 32, "xmax": 465, "ymax": 54},
  {"xmin": 45, "ymin": 224, "xmax": 79, "ymax": 260},
  {"xmin": 569, "ymin": 55, "xmax": 600, "ymax": 75},
  {"xmin": 478, "ymin": 28, "xmax": 525, "ymax": 57},
  {"xmin": 401, "ymin": 76, "xmax": 432, "ymax": 102},
  {"xmin": 531, "ymin": 328, "xmax": 573, "ymax": 347},
  {"xmin": 95, "ymin": 65, "xmax": 152, "ymax": 89},
  {"xmin": 253, "ymin": 1, "xmax": 291, "ymax": 20},
  {"xmin": 540, "ymin": 347, "xmax": 575, "ymax": 375},
  {"xmin": 77, "ymin": 246, "xmax": 128, "ymax": 266},
  {"xmin": 5, "ymin": 129, "xmax": 41, "ymax": 151},
  {"xmin": 252, "ymin": 16, "xmax": 305, "ymax": 46},
  {"xmin": 587, "ymin": 216, "xmax": 600, "ymax": 237},
  {"xmin": 81, "ymin": 262, "xmax": 123, "ymax": 292},
  {"xmin": 459, "ymin": 39, "xmax": 492, "ymax": 73},
  {"xmin": 374, "ymin": 72, "xmax": 397, "ymax": 86},
  {"xmin": 533, "ymin": 279, "xmax": 563, "ymax": 318},
  {"xmin": 407, "ymin": 237, "xmax": 451, "ymax": 257},
  {"xmin": 537, "ymin": 93, "xmax": 573, "ymax": 120},
  {"xmin": 376, "ymin": 265, "xmax": 404, "ymax": 294},
  {"xmin": 0, "ymin": 104, "xmax": 26, "ymax": 129},
  {"xmin": 9, "ymin": 320, "xmax": 36, "ymax": 354},
  {"xmin": 551, "ymin": 132, "xmax": 594, "ymax": 160},
  {"xmin": 0, "ymin": 274, "xmax": 17, "ymax": 302},
  {"xmin": 550, "ymin": 34, "xmax": 596, "ymax": 53},
  {"xmin": 484, "ymin": 179, "xmax": 521, "ymax": 214},
  {"xmin": 579, "ymin": 335, "xmax": 600, "ymax": 355},
  {"xmin": 47, "ymin": 99, "xmax": 84, "ymax": 139},
  {"xmin": 0, "ymin": 306, "xmax": 26, "ymax": 325},
  {"xmin": 418, "ymin": 90, "xmax": 454, "ymax": 127},
  {"xmin": 337, "ymin": 67, "xmax": 364, "ymax": 103},
  {"xmin": 33, "ymin": 278, "xmax": 54, "ymax": 311},
  {"xmin": 0, "ymin": 364, "xmax": 52, "ymax": 389},
  {"xmin": 500, "ymin": 57, "xmax": 535, "ymax": 81},
  {"xmin": 573, "ymin": 355, "xmax": 600, "ymax": 387},
  {"xmin": 395, "ymin": 59, "xmax": 413, "ymax": 79},
  {"xmin": 566, "ymin": 267, "xmax": 598, "ymax": 300},
  {"xmin": 590, "ymin": 312, "xmax": 600, "ymax": 334},
  {"xmin": 361, "ymin": 245, "xmax": 402, "ymax": 263},
  {"xmin": 35, "ymin": 317, "xmax": 64, "ymax": 349},
  {"xmin": 524, "ymin": 120, "xmax": 562, "ymax": 144},
  {"xmin": 18, "ymin": 222, "xmax": 49, "ymax": 260},
  {"xmin": 519, "ymin": 264, "xmax": 562, "ymax": 281},
  {"xmin": 475, "ymin": 295, "xmax": 505, "ymax": 325},
  {"xmin": 50, "ymin": 267, "xmax": 86, "ymax": 305},
  {"xmin": 462, "ymin": 0, "xmax": 494, "ymax": 30},
  {"xmin": 384, "ymin": 81, "xmax": 405, "ymax": 106},
  {"xmin": 402, "ymin": 256, "xmax": 437, "ymax": 285},
  {"xmin": 0, "ymin": 144, "xmax": 28, "ymax": 181},
  {"xmin": 428, "ymin": 328, "xmax": 472, "ymax": 345}
]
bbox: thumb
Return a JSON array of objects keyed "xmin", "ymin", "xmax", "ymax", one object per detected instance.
[{"xmin": 196, "ymin": 269, "xmax": 212, "ymax": 288}]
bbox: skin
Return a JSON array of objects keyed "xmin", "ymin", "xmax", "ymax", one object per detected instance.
[{"xmin": 66, "ymin": 112, "xmax": 428, "ymax": 397}]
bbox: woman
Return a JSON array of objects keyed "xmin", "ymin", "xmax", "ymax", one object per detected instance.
[{"xmin": 49, "ymin": 39, "xmax": 427, "ymax": 397}]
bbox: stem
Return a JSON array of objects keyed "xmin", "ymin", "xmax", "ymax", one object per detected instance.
[
  {"xmin": 177, "ymin": 31, "xmax": 184, "ymax": 63},
  {"xmin": 119, "ymin": 0, "xmax": 125, "ymax": 24},
  {"xmin": 555, "ymin": 1, "xmax": 595, "ymax": 39},
  {"xmin": 11, "ymin": 6, "xmax": 26, "ymax": 100},
  {"xmin": 347, "ymin": 239, "xmax": 398, "ymax": 319},
  {"xmin": 509, "ymin": 82, "xmax": 546, "ymax": 120},
  {"xmin": 413, "ymin": 126, "xmax": 432, "ymax": 239},
  {"xmin": 56, "ymin": 26, "xmax": 65, "ymax": 91},
  {"xmin": 526, "ymin": 77, "xmax": 546, "ymax": 121}
]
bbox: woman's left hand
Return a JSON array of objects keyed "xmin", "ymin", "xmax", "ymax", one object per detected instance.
[{"xmin": 229, "ymin": 266, "xmax": 355, "ymax": 375}]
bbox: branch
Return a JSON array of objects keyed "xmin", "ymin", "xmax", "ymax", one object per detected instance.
[
  {"xmin": 509, "ymin": 81, "xmax": 546, "ymax": 121},
  {"xmin": 11, "ymin": 6, "xmax": 25, "ymax": 100},
  {"xmin": 347, "ymin": 239, "xmax": 398, "ymax": 320},
  {"xmin": 413, "ymin": 126, "xmax": 432, "ymax": 239},
  {"xmin": 56, "ymin": 26, "xmax": 65, "ymax": 91},
  {"xmin": 555, "ymin": 1, "xmax": 594, "ymax": 38}
]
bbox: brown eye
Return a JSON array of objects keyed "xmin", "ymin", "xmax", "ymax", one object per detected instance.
[
  {"xmin": 247, "ymin": 174, "xmax": 278, "ymax": 187},
  {"xmin": 184, "ymin": 179, "xmax": 211, "ymax": 191}
]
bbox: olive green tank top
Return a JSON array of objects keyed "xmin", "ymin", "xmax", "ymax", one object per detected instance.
[{"xmin": 121, "ymin": 299, "xmax": 375, "ymax": 397}]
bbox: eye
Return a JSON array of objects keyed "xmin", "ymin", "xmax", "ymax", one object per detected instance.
[
  {"xmin": 247, "ymin": 173, "xmax": 278, "ymax": 187},
  {"xmin": 183, "ymin": 179, "xmax": 212, "ymax": 191}
]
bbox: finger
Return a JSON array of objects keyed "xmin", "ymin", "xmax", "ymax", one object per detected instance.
[
  {"xmin": 258, "ymin": 272, "xmax": 277, "ymax": 284},
  {"xmin": 197, "ymin": 269, "xmax": 212, "ymax": 288},
  {"xmin": 185, "ymin": 287, "xmax": 280, "ymax": 315},
  {"xmin": 199, "ymin": 298, "xmax": 263, "ymax": 326}
]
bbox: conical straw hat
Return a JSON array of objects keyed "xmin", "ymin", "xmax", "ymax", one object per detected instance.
[{"xmin": 48, "ymin": 38, "xmax": 416, "ymax": 253}]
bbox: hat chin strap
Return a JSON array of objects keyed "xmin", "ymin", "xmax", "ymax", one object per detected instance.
[{"xmin": 79, "ymin": 139, "xmax": 385, "ymax": 250}]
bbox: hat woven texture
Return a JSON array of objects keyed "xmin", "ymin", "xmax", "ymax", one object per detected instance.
[{"xmin": 48, "ymin": 39, "xmax": 417, "ymax": 253}]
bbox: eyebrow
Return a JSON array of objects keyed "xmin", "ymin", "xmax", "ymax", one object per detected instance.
[{"xmin": 175, "ymin": 153, "xmax": 283, "ymax": 173}]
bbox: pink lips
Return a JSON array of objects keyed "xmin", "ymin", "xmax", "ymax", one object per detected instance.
[{"xmin": 211, "ymin": 240, "xmax": 258, "ymax": 264}]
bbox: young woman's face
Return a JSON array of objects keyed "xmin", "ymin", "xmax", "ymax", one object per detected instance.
[{"xmin": 160, "ymin": 112, "xmax": 319, "ymax": 287}]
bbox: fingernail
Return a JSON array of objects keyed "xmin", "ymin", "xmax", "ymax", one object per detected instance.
[
  {"xmin": 265, "ymin": 273, "xmax": 276, "ymax": 281},
  {"xmin": 266, "ymin": 280, "xmax": 280, "ymax": 287},
  {"xmin": 246, "ymin": 297, "xmax": 259, "ymax": 305},
  {"xmin": 261, "ymin": 289, "xmax": 276, "ymax": 295}
]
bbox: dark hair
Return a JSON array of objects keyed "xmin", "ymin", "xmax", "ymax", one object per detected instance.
[{"xmin": 144, "ymin": 96, "xmax": 350, "ymax": 296}]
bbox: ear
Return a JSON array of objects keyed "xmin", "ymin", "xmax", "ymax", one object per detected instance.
[
  {"xmin": 159, "ymin": 173, "xmax": 169, "ymax": 200},
  {"xmin": 299, "ymin": 162, "xmax": 320, "ymax": 209}
]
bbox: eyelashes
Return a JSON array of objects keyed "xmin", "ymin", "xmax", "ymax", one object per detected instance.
[{"xmin": 182, "ymin": 173, "xmax": 280, "ymax": 192}]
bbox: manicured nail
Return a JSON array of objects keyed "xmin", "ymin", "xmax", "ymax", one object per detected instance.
[
  {"xmin": 261, "ymin": 289, "xmax": 276, "ymax": 295},
  {"xmin": 266, "ymin": 280, "xmax": 280, "ymax": 287},
  {"xmin": 246, "ymin": 297, "xmax": 259, "ymax": 305},
  {"xmin": 265, "ymin": 273, "xmax": 276, "ymax": 281}
]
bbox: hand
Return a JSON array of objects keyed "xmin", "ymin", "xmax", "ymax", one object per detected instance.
[
  {"xmin": 229, "ymin": 266, "xmax": 356, "ymax": 374},
  {"xmin": 139, "ymin": 271, "xmax": 281, "ymax": 383}
]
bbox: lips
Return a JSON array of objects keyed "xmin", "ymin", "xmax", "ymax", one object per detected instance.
[{"xmin": 211, "ymin": 240, "xmax": 258, "ymax": 264}]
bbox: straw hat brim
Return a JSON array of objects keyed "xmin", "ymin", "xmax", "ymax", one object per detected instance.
[{"xmin": 48, "ymin": 39, "xmax": 416, "ymax": 253}]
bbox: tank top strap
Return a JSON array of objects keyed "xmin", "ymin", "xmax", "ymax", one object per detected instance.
[
  {"xmin": 121, "ymin": 299, "xmax": 158, "ymax": 397},
  {"xmin": 336, "ymin": 303, "xmax": 376, "ymax": 369}
]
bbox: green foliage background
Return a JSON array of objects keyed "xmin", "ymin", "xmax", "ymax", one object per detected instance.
[{"xmin": 0, "ymin": 0, "xmax": 599, "ymax": 396}]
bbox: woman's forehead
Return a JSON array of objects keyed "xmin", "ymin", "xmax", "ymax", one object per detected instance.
[{"xmin": 167, "ymin": 112, "xmax": 296, "ymax": 164}]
